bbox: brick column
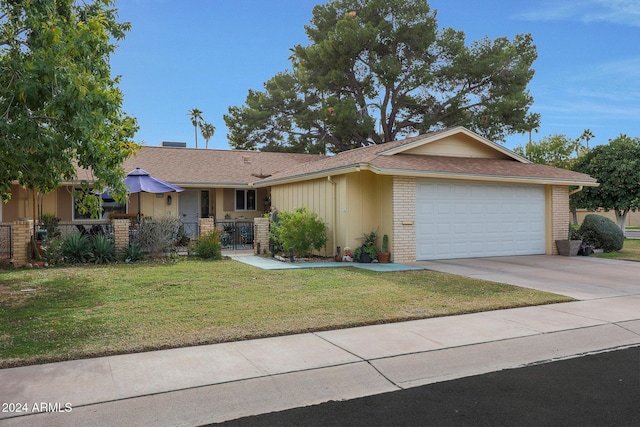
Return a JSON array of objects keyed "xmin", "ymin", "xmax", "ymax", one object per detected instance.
[
  {"xmin": 199, "ymin": 217, "xmax": 215, "ymax": 238},
  {"xmin": 253, "ymin": 217, "xmax": 270, "ymax": 255},
  {"xmin": 392, "ymin": 176, "xmax": 416, "ymax": 263},
  {"xmin": 551, "ymin": 185, "xmax": 570, "ymax": 255},
  {"xmin": 12, "ymin": 219, "xmax": 33, "ymax": 266},
  {"xmin": 111, "ymin": 219, "xmax": 130, "ymax": 252}
]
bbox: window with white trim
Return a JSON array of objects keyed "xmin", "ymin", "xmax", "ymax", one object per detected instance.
[{"xmin": 235, "ymin": 189, "xmax": 256, "ymax": 211}]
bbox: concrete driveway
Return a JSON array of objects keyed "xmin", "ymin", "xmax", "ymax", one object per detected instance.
[{"xmin": 415, "ymin": 255, "xmax": 640, "ymax": 300}]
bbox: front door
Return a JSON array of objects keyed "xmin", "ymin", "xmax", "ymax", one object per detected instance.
[{"xmin": 179, "ymin": 190, "xmax": 200, "ymax": 239}]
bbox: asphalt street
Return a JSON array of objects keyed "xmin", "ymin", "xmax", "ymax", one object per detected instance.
[{"xmin": 219, "ymin": 346, "xmax": 640, "ymax": 427}]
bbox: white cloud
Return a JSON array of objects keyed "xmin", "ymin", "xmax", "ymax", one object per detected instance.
[{"xmin": 516, "ymin": 0, "xmax": 640, "ymax": 27}]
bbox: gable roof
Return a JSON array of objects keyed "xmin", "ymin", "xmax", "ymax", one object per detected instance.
[{"xmin": 256, "ymin": 127, "xmax": 598, "ymax": 187}]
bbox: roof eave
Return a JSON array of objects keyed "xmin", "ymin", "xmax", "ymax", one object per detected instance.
[
  {"xmin": 253, "ymin": 165, "xmax": 363, "ymax": 187},
  {"xmin": 254, "ymin": 163, "xmax": 599, "ymax": 188}
]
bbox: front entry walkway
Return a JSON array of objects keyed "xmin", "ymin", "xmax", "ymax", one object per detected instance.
[{"xmin": 228, "ymin": 254, "xmax": 424, "ymax": 272}]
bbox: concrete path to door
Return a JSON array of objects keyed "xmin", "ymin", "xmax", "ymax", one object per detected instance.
[{"xmin": 414, "ymin": 255, "xmax": 640, "ymax": 300}]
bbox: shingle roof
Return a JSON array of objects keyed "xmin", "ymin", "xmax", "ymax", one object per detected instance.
[
  {"xmin": 72, "ymin": 128, "xmax": 597, "ymax": 187},
  {"xmin": 257, "ymin": 131, "xmax": 597, "ymax": 186},
  {"xmin": 114, "ymin": 146, "xmax": 322, "ymax": 187}
]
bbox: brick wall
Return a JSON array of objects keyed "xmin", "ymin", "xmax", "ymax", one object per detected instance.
[
  {"xmin": 111, "ymin": 219, "xmax": 130, "ymax": 252},
  {"xmin": 253, "ymin": 217, "xmax": 270, "ymax": 255},
  {"xmin": 551, "ymin": 185, "xmax": 570, "ymax": 255},
  {"xmin": 392, "ymin": 176, "xmax": 416, "ymax": 263},
  {"xmin": 198, "ymin": 217, "xmax": 215, "ymax": 238},
  {"xmin": 12, "ymin": 219, "xmax": 33, "ymax": 266}
]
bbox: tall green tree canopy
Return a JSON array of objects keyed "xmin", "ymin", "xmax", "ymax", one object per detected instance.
[
  {"xmin": 571, "ymin": 135, "xmax": 640, "ymax": 231},
  {"xmin": 0, "ymin": 0, "xmax": 138, "ymax": 214},
  {"xmin": 225, "ymin": 0, "xmax": 539, "ymax": 153},
  {"xmin": 514, "ymin": 134, "xmax": 580, "ymax": 170}
]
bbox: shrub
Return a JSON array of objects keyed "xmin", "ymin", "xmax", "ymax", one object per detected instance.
[
  {"xmin": 135, "ymin": 216, "xmax": 181, "ymax": 257},
  {"xmin": 62, "ymin": 233, "xmax": 93, "ymax": 264},
  {"xmin": 42, "ymin": 238, "xmax": 64, "ymax": 265},
  {"xmin": 192, "ymin": 229, "xmax": 222, "ymax": 260},
  {"xmin": 122, "ymin": 242, "xmax": 144, "ymax": 263},
  {"xmin": 578, "ymin": 214, "xmax": 624, "ymax": 253},
  {"xmin": 270, "ymin": 208, "xmax": 327, "ymax": 257},
  {"xmin": 92, "ymin": 235, "xmax": 116, "ymax": 264},
  {"xmin": 354, "ymin": 231, "xmax": 380, "ymax": 263}
]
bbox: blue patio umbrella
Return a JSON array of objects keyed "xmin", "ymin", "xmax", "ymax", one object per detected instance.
[{"xmin": 124, "ymin": 168, "xmax": 184, "ymax": 221}]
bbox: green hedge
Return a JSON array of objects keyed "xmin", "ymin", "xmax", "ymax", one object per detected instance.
[{"xmin": 578, "ymin": 214, "xmax": 624, "ymax": 252}]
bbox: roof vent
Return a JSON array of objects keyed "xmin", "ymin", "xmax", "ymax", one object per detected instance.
[
  {"xmin": 161, "ymin": 141, "xmax": 187, "ymax": 148},
  {"xmin": 242, "ymin": 155, "xmax": 251, "ymax": 163}
]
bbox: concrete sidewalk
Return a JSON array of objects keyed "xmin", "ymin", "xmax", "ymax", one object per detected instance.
[{"xmin": 1, "ymin": 293, "xmax": 639, "ymax": 426}]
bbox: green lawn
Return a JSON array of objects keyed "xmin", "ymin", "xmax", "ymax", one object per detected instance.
[
  {"xmin": 0, "ymin": 259, "xmax": 572, "ymax": 368},
  {"xmin": 597, "ymin": 238, "xmax": 640, "ymax": 261}
]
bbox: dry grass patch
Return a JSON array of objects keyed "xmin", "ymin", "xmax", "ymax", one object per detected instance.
[{"xmin": 0, "ymin": 259, "xmax": 572, "ymax": 367}]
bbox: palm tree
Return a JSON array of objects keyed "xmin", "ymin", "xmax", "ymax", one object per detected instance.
[
  {"xmin": 579, "ymin": 128, "xmax": 595, "ymax": 152},
  {"xmin": 188, "ymin": 108, "xmax": 204, "ymax": 148},
  {"xmin": 522, "ymin": 114, "xmax": 540, "ymax": 143},
  {"xmin": 200, "ymin": 122, "xmax": 216, "ymax": 149}
]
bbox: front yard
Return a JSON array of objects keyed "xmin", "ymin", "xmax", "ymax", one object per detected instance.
[
  {"xmin": 0, "ymin": 260, "xmax": 572, "ymax": 368},
  {"xmin": 598, "ymin": 238, "xmax": 640, "ymax": 261}
]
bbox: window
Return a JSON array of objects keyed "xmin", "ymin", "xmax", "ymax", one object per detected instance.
[
  {"xmin": 201, "ymin": 190, "xmax": 210, "ymax": 218},
  {"xmin": 73, "ymin": 189, "xmax": 126, "ymax": 220},
  {"xmin": 235, "ymin": 189, "xmax": 256, "ymax": 211}
]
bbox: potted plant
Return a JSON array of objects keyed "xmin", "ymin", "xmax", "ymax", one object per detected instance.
[
  {"xmin": 354, "ymin": 231, "xmax": 380, "ymax": 263},
  {"xmin": 378, "ymin": 234, "xmax": 390, "ymax": 263},
  {"xmin": 556, "ymin": 223, "xmax": 582, "ymax": 256}
]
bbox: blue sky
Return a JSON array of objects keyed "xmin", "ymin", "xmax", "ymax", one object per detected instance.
[{"xmin": 111, "ymin": 0, "xmax": 640, "ymax": 151}]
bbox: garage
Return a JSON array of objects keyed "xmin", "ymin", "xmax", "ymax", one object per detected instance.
[{"xmin": 416, "ymin": 181, "xmax": 546, "ymax": 260}]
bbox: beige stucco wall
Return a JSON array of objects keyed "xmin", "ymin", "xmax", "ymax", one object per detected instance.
[
  {"xmin": 271, "ymin": 174, "xmax": 575, "ymax": 261},
  {"xmin": 270, "ymin": 176, "xmax": 337, "ymax": 255},
  {"xmin": 139, "ymin": 192, "xmax": 178, "ymax": 219},
  {"xmin": 270, "ymin": 171, "xmax": 394, "ymax": 256},
  {"xmin": 344, "ymin": 172, "xmax": 393, "ymax": 253},
  {"xmin": 215, "ymin": 187, "xmax": 269, "ymax": 221},
  {"xmin": 575, "ymin": 209, "xmax": 640, "ymax": 226}
]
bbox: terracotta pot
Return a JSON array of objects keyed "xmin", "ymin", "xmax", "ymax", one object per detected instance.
[{"xmin": 378, "ymin": 251, "xmax": 390, "ymax": 263}]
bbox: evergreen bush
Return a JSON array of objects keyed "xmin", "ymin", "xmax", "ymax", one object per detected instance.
[
  {"xmin": 578, "ymin": 214, "xmax": 624, "ymax": 252},
  {"xmin": 192, "ymin": 230, "xmax": 223, "ymax": 260},
  {"xmin": 270, "ymin": 208, "xmax": 327, "ymax": 257}
]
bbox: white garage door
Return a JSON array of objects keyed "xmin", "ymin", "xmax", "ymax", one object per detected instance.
[{"xmin": 416, "ymin": 182, "xmax": 546, "ymax": 260}]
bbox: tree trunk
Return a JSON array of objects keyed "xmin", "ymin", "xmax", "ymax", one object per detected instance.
[{"xmin": 614, "ymin": 209, "xmax": 628, "ymax": 236}]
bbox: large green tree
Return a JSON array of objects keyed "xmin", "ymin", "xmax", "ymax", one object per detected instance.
[
  {"xmin": 514, "ymin": 134, "xmax": 578, "ymax": 170},
  {"xmin": 225, "ymin": 0, "xmax": 539, "ymax": 153},
  {"xmin": 571, "ymin": 135, "xmax": 640, "ymax": 231},
  {"xmin": 0, "ymin": 0, "xmax": 138, "ymax": 215}
]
